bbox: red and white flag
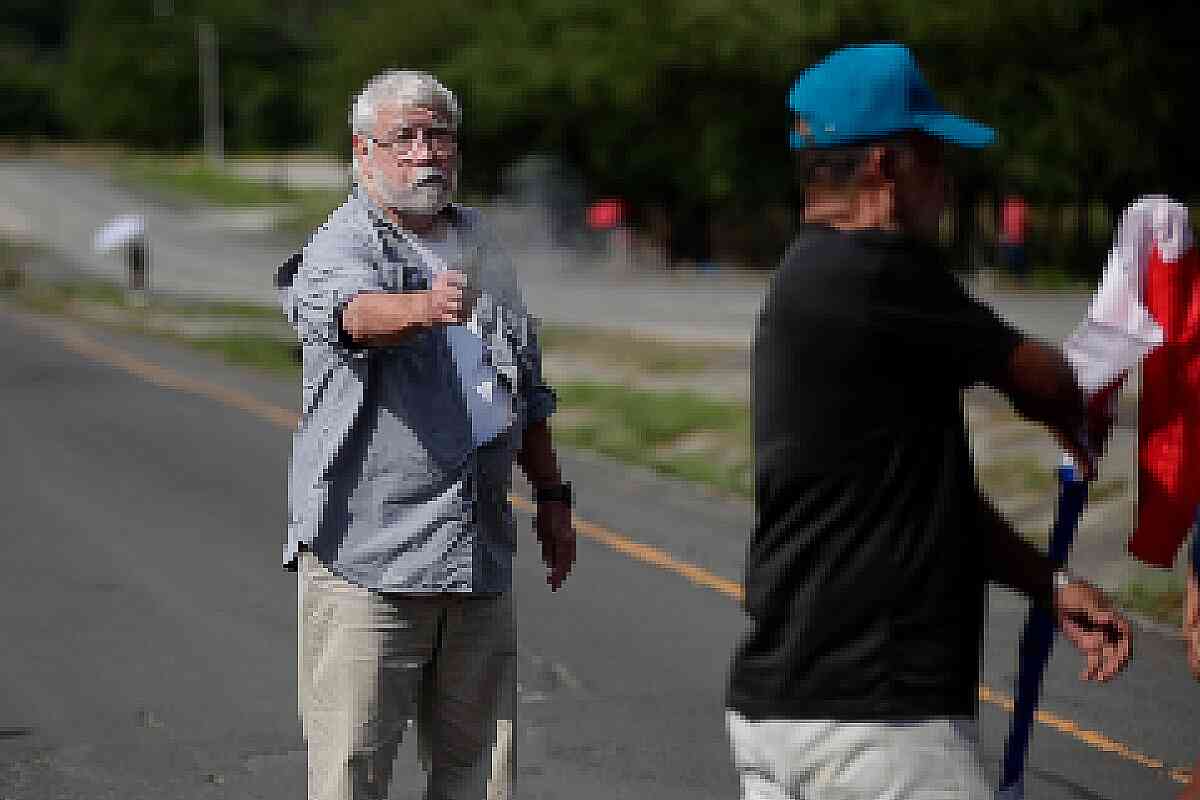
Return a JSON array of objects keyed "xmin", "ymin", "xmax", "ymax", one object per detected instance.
[{"xmin": 1064, "ymin": 196, "xmax": 1200, "ymax": 568}]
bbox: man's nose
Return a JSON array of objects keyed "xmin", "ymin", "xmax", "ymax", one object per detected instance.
[{"xmin": 406, "ymin": 132, "xmax": 440, "ymax": 163}]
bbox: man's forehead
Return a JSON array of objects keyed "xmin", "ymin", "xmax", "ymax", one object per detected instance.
[{"xmin": 374, "ymin": 104, "xmax": 452, "ymax": 129}]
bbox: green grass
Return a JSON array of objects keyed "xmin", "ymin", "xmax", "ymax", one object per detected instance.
[
  {"xmin": 1118, "ymin": 575, "xmax": 1186, "ymax": 627},
  {"xmin": 539, "ymin": 324, "xmax": 737, "ymax": 374},
  {"xmin": 989, "ymin": 265, "xmax": 1095, "ymax": 292},
  {"xmin": 552, "ymin": 381, "xmax": 753, "ymax": 498},
  {"xmin": 977, "ymin": 455, "xmax": 1126, "ymax": 503},
  {"xmin": 8, "ymin": 273, "xmax": 284, "ymax": 321},
  {"xmin": 1, "ymin": 270, "xmax": 301, "ymax": 376},
  {"xmin": 555, "ymin": 381, "xmax": 748, "ymax": 444},
  {"xmin": 187, "ymin": 334, "xmax": 299, "ymax": 375},
  {"xmin": 115, "ymin": 157, "xmax": 296, "ymax": 206},
  {"xmin": 107, "ymin": 153, "xmax": 493, "ymax": 239},
  {"xmin": 110, "ymin": 154, "xmax": 347, "ymax": 235},
  {"xmin": 977, "ymin": 456, "xmax": 1058, "ymax": 496}
]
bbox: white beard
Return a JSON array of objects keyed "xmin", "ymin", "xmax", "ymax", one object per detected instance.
[{"xmin": 375, "ymin": 166, "xmax": 455, "ymax": 215}]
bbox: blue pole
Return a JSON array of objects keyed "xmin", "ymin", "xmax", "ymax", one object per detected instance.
[{"xmin": 997, "ymin": 461, "xmax": 1089, "ymax": 798}]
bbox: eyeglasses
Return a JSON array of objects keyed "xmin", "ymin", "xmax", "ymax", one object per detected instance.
[{"xmin": 368, "ymin": 126, "xmax": 457, "ymax": 158}]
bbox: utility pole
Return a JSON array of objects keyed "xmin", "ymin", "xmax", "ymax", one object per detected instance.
[{"xmin": 196, "ymin": 19, "xmax": 223, "ymax": 166}]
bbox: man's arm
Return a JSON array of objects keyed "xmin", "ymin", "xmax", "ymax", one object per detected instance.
[
  {"xmin": 516, "ymin": 417, "xmax": 562, "ymax": 488},
  {"xmin": 980, "ymin": 493, "xmax": 1054, "ymax": 603},
  {"xmin": 339, "ymin": 271, "xmax": 467, "ymax": 346},
  {"xmin": 517, "ymin": 418, "xmax": 576, "ymax": 591},
  {"xmin": 989, "ymin": 338, "xmax": 1096, "ymax": 479}
]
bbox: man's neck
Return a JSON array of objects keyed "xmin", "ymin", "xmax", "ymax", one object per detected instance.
[
  {"xmin": 385, "ymin": 207, "xmax": 441, "ymax": 237},
  {"xmin": 803, "ymin": 188, "xmax": 897, "ymax": 233}
]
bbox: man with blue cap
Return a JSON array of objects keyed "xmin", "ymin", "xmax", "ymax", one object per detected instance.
[{"xmin": 725, "ymin": 43, "xmax": 1132, "ymax": 799}]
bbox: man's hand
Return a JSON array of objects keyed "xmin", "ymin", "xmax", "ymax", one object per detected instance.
[
  {"xmin": 424, "ymin": 270, "xmax": 469, "ymax": 325},
  {"xmin": 535, "ymin": 499, "xmax": 576, "ymax": 591},
  {"xmin": 1054, "ymin": 578, "xmax": 1132, "ymax": 682}
]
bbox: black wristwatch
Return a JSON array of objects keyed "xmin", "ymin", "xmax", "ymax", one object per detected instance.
[{"xmin": 534, "ymin": 481, "xmax": 572, "ymax": 507}]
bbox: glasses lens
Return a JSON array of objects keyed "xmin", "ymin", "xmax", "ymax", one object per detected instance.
[{"xmin": 374, "ymin": 127, "xmax": 456, "ymax": 157}]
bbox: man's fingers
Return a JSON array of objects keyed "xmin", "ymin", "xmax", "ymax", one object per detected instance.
[
  {"xmin": 554, "ymin": 534, "xmax": 577, "ymax": 588},
  {"xmin": 1064, "ymin": 608, "xmax": 1132, "ymax": 682},
  {"xmin": 538, "ymin": 527, "xmax": 554, "ymax": 567},
  {"xmin": 540, "ymin": 517, "xmax": 576, "ymax": 591},
  {"xmin": 1110, "ymin": 615, "xmax": 1133, "ymax": 676},
  {"xmin": 433, "ymin": 270, "xmax": 466, "ymax": 289}
]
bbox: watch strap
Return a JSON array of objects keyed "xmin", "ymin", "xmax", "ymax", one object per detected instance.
[{"xmin": 534, "ymin": 481, "xmax": 572, "ymax": 506}]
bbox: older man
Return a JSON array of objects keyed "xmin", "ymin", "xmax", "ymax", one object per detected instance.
[
  {"xmin": 725, "ymin": 44, "xmax": 1132, "ymax": 799},
  {"xmin": 279, "ymin": 70, "xmax": 576, "ymax": 800}
]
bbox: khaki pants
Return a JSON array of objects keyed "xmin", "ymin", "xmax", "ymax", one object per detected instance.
[
  {"xmin": 298, "ymin": 552, "xmax": 514, "ymax": 800},
  {"xmin": 726, "ymin": 710, "xmax": 992, "ymax": 800}
]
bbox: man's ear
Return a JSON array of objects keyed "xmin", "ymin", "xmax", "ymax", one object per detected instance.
[
  {"xmin": 856, "ymin": 145, "xmax": 892, "ymax": 185},
  {"xmin": 351, "ymin": 135, "xmax": 371, "ymax": 179},
  {"xmin": 877, "ymin": 146, "xmax": 898, "ymax": 182}
]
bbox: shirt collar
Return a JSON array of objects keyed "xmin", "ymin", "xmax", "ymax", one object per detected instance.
[
  {"xmin": 798, "ymin": 220, "xmax": 935, "ymax": 254},
  {"xmin": 353, "ymin": 183, "xmax": 460, "ymax": 241}
]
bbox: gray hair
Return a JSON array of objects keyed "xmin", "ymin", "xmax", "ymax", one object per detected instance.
[{"xmin": 349, "ymin": 70, "xmax": 461, "ymax": 136}]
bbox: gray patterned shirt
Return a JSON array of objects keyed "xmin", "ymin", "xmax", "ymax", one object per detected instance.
[{"xmin": 279, "ymin": 187, "xmax": 556, "ymax": 592}]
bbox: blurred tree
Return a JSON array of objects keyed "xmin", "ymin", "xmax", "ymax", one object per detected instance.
[
  {"xmin": 56, "ymin": 0, "xmax": 316, "ymax": 150},
  {"xmin": 57, "ymin": 0, "xmax": 201, "ymax": 146},
  {"xmin": 16, "ymin": 0, "xmax": 1200, "ymax": 270},
  {"xmin": 0, "ymin": 0, "xmax": 79, "ymax": 137}
]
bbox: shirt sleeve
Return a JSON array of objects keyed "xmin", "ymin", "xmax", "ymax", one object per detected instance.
[
  {"xmin": 873, "ymin": 256, "xmax": 1024, "ymax": 388},
  {"xmin": 521, "ymin": 317, "xmax": 558, "ymax": 428},
  {"xmin": 289, "ymin": 236, "xmax": 381, "ymax": 358}
]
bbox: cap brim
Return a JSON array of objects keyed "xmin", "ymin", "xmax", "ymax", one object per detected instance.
[{"xmin": 916, "ymin": 112, "xmax": 996, "ymax": 148}]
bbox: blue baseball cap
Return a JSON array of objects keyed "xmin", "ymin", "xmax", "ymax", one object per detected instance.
[{"xmin": 788, "ymin": 43, "xmax": 995, "ymax": 150}]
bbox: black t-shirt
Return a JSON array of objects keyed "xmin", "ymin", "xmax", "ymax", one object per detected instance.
[{"xmin": 727, "ymin": 223, "xmax": 1023, "ymax": 721}]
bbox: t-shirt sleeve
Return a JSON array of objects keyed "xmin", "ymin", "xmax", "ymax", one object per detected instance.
[{"xmin": 873, "ymin": 259, "xmax": 1024, "ymax": 388}]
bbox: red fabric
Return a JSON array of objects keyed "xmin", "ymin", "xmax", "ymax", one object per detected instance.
[
  {"xmin": 586, "ymin": 199, "xmax": 625, "ymax": 230},
  {"xmin": 1130, "ymin": 243, "xmax": 1200, "ymax": 567},
  {"xmin": 999, "ymin": 196, "xmax": 1029, "ymax": 245}
]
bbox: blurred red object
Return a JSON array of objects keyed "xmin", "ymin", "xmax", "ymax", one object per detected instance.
[
  {"xmin": 999, "ymin": 194, "xmax": 1029, "ymax": 245},
  {"xmin": 586, "ymin": 199, "xmax": 626, "ymax": 230}
]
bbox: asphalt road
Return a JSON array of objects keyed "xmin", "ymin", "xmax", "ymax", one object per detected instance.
[{"xmin": 1, "ymin": 301, "xmax": 1197, "ymax": 799}]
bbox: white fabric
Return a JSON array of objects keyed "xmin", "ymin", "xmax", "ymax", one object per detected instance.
[
  {"xmin": 402, "ymin": 226, "xmax": 514, "ymax": 448},
  {"xmin": 93, "ymin": 214, "xmax": 144, "ymax": 253},
  {"xmin": 1061, "ymin": 195, "xmax": 1195, "ymax": 397},
  {"xmin": 725, "ymin": 710, "xmax": 992, "ymax": 800}
]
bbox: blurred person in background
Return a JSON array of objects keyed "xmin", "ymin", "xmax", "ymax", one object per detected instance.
[
  {"xmin": 724, "ymin": 43, "xmax": 1132, "ymax": 800},
  {"xmin": 999, "ymin": 193, "xmax": 1031, "ymax": 285},
  {"xmin": 279, "ymin": 69, "xmax": 576, "ymax": 800}
]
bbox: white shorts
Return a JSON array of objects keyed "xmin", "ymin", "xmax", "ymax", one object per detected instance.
[{"xmin": 726, "ymin": 709, "xmax": 993, "ymax": 800}]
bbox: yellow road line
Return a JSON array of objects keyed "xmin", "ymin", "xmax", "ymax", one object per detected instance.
[
  {"xmin": 28, "ymin": 315, "xmax": 300, "ymax": 429},
  {"xmin": 20, "ymin": 309, "xmax": 1191, "ymax": 787}
]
